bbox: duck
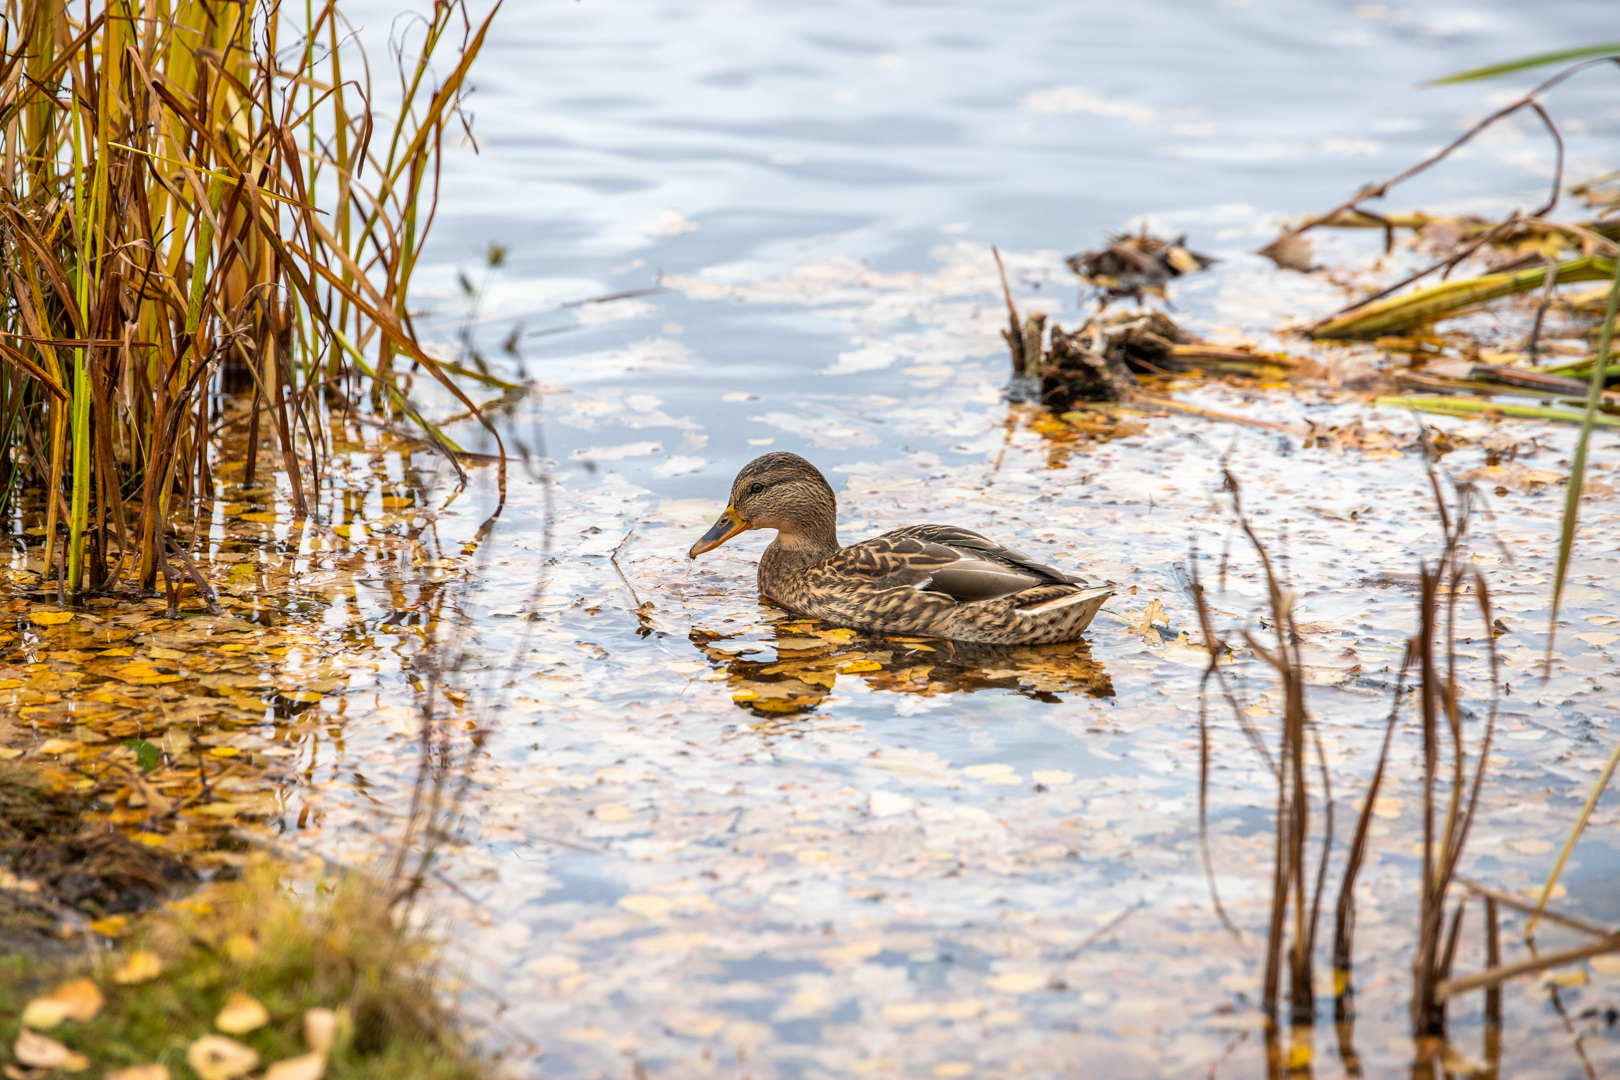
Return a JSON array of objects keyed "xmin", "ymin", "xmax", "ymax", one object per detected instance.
[{"xmin": 686, "ymin": 452, "xmax": 1113, "ymax": 644}]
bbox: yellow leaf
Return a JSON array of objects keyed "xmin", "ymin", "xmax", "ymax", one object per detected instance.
[
  {"xmin": 21, "ymin": 977, "xmax": 104, "ymax": 1027},
  {"xmin": 107, "ymin": 1066, "xmax": 171, "ymax": 1080},
  {"xmin": 114, "ymin": 950, "xmax": 164, "ymax": 985},
  {"xmin": 837, "ymin": 659, "xmax": 882, "ymax": 673},
  {"xmin": 985, "ymin": 970, "xmax": 1048, "ymax": 994},
  {"xmin": 188, "ymin": 1035, "xmax": 260, "ymax": 1080},
  {"xmin": 30, "ymin": 611, "xmax": 76, "ymax": 626},
  {"xmin": 0, "ymin": 678, "xmax": 24, "ymax": 688},
  {"xmin": 207, "ymin": 747, "xmax": 241, "ymax": 758},
  {"xmin": 264, "ymin": 1054, "xmax": 326, "ymax": 1080},
  {"xmin": 618, "ymin": 894, "xmax": 673, "ymax": 920},
  {"xmin": 14, "ymin": 1028, "xmax": 90, "ymax": 1070},
  {"xmin": 216, "ymin": 990, "xmax": 270, "ymax": 1034},
  {"xmin": 282, "ymin": 691, "xmax": 322, "ymax": 703},
  {"xmin": 148, "ymin": 647, "xmax": 187, "ymax": 660},
  {"xmin": 97, "ymin": 647, "xmax": 136, "ymax": 657},
  {"xmin": 38, "ymin": 738, "xmax": 82, "ymax": 756},
  {"xmin": 665, "ymin": 1011, "xmax": 726, "ymax": 1038},
  {"xmin": 239, "ymin": 511, "xmax": 279, "ymax": 523},
  {"xmin": 90, "ymin": 915, "xmax": 130, "ymax": 937}
]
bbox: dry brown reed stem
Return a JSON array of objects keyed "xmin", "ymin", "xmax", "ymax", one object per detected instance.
[
  {"xmin": 1282, "ymin": 58, "xmax": 1619, "ymax": 244},
  {"xmin": 1190, "ymin": 470, "xmax": 1332, "ymax": 1034},
  {"xmin": 0, "ymin": 0, "xmax": 503, "ymax": 598}
]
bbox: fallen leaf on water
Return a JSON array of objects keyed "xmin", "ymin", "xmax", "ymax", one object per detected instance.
[
  {"xmin": 90, "ymin": 915, "xmax": 130, "ymax": 936},
  {"xmin": 187, "ymin": 1036, "xmax": 259, "ymax": 1080},
  {"xmin": 113, "ymin": 950, "xmax": 163, "ymax": 985},
  {"xmin": 36, "ymin": 739, "xmax": 81, "ymax": 756},
  {"xmin": 985, "ymin": 970, "xmax": 1048, "ymax": 994},
  {"xmin": 29, "ymin": 611, "xmax": 76, "ymax": 626},
  {"xmin": 304, "ymin": 1008, "xmax": 338, "ymax": 1055},
  {"xmin": 665, "ymin": 1011, "xmax": 726, "ymax": 1038},
  {"xmin": 14, "ymin": 1029, "xmax": 89, "ymax": 1070},
  {"xmin": 106, "ymin": 1066, "xmax": 170, "ymax": 1080},
  {"xmin": 263, "ymin": 1054, "xmax": 326, "ymax": 1080},
  {"xmin": 216, "ymin": 990, "xmax": 270, "ymax": 1034},
  {"xmin": 21, "ymin": 977, "xmax": 103, "ymax": 1028}
]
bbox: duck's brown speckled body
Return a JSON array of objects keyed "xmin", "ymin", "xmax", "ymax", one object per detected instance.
[{"xmin": 687, "ymin": 452, "xmax": 1112, "ymax": 644}]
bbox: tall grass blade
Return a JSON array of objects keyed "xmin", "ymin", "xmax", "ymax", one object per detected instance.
[
  {"xmin": 1427, "ymin": 44, "xmax": 1620, "ymax": 85},
  {"xmin": 1545, "ymin": 255, "xmax": 1620, "ymax": 668}
]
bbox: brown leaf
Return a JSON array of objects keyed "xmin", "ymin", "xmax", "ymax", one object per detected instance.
[{"xmin": 1258, "ymin": 231, "xmax": 1313, "ymax": 273}]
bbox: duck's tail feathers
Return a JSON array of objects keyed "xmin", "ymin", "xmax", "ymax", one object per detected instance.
[{"xmin": 1022, "ymin": 585, "xmax": 1115, "ymax": 617}]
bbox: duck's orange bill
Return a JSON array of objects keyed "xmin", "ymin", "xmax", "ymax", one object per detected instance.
[
  {"xmin": 690, "ymin": 505, "xmax": 751, "ymax": 557},
  {"xmin": 688, "ymin": 504, "xmax": 749, "ymax": 557}
]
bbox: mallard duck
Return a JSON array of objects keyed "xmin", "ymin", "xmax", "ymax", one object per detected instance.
[{"xmin": 687, "ymin": 452, "xmax": 1113, "ymax": 644}]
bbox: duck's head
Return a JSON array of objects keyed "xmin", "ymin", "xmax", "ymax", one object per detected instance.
[{"xmin": 688, "ymin": 452, "xmax": 838, "ymax": 557}]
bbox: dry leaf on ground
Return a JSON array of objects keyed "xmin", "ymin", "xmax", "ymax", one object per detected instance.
[
  {"xmin": 264, "ymin": 1053, "xmax": 327, "ymax": 1080},
  {"xmin": 303, "ymin": 1008, "xmax": 337, "ymax": 1055},
  {"xmin": 106, "ymin": 1066, "xmax": 170, "ymax": 1080},
  {"xmin": 215, "ymin": 990, "xmax": 270, "ymax": 1034},
  {"xmin": 187, "ymin": 1036, "xmax": 259, "ymax": 1080},
  {"xmin": 113, "ymin": 950, "xmax": 163, "ymax": 985},
  {"xmin": 13, "ymin": 1029, "xmax": 90, "ymax": 1071},
  {"xmin": 20, "ymin": 977, "xmax": 103, "ymax": 1028}
]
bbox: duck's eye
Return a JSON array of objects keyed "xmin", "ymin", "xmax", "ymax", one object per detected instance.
[{"xmin": 749, "ymin": 482, "xmax": 765, "ymax": 494}]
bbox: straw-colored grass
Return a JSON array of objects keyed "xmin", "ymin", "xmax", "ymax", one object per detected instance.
[{"xmin": 0, "ymin": 0, "xmax": 500, "ymax": 599}]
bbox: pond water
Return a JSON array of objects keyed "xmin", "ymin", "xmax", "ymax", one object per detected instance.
[
  {"xmin": 8, "ymin": 1, "xmax": 1620, "ymax": 1078},
  {"xmin": 325, "ymin": 1, "xmax": 1620, "ymax": 1076}
]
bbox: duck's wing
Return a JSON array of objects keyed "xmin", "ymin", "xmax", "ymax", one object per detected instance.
[{"xmin": 826, "ymin": 525, "xmax": 1085, "ymax": 603}]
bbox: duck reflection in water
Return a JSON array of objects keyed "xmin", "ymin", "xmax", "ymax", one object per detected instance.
[{"xmin": 690, "ymin": 615, "xmax": 1115, "ymax": 718}]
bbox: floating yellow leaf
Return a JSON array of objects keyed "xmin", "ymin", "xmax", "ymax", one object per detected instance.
[
  {"xmin": 985, "ymin": 970, "xmax": 1048, "ymax": 994},
  {"xmin": 238, "ymin": 512, "xmax": 279, "ymax": 523},
  {"xmin": 21, "ymin": 977, "xmax": 104, "ymax": 1027},
  {"xmin": 188, "ymin": 1035, "xmax": 260, "ymax": 1080},
  {"xmin": 264, "ymin": 1053, "xmax": 326, "ymax": 1080},
  {"xmin": 282, "ymin": 691, "xmax": 322, "ymax": 703},
  {"xmin": 113, "ymin": 949, "xmax": 164, "ymax": 985},
  {"xmin": 30, "ymin": 611, "xmax": 76, "ymax": 626},
  {"xmin": 665, "ymin": 1011, "xmax": 726, "ymax": 1038},
  {"xmin": 148, "ymin": 647, "xmax": 187, "ymax": 660},
  {"xmin": 837, "ymin": 659, "xmax": 882, "ymax": 673},
  {"xmin": 207, "ymin": 747, "xmax": 241, "ymax": 758},
  {"xmin": 90, "ymin": 915, "xmax": 130, "ymax": 936},
  {"xmin": 618, "ymin": 894, "xmax": 673, "ymax": 919},
  {"xmin": 14, "ymin": 1028, "xmax": 90, "ymax": 1070},
  {"xmin": 37, "ymin": 738, "xmax": 82, "ymax": 756}
]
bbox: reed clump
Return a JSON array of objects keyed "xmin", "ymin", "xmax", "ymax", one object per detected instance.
[{"xmin": 0, "ymin": 0, "xmax": 500, "ymax": 601}]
